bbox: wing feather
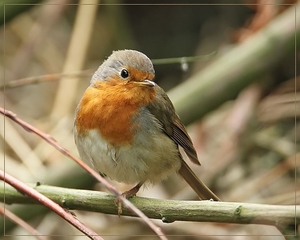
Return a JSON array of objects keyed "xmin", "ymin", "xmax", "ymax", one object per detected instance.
[{"xmin": 146, "ymin": 85, "xmax": 200, "ymax": 165}]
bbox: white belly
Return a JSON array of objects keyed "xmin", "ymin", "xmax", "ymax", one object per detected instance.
[{"xmin": 74, "ymin": 127, "xmax": 181, "ymax": 184}]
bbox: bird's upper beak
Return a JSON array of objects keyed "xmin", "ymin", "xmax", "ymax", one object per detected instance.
[{"xmin": 134, "ymin": 79, "xmax": 156, "ymax": 87}]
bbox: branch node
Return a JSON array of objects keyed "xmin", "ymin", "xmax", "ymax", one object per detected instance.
[
  {"xmin": 161, "ymin": 215, "xmax": 174, "ymax": 223},
  {"xmin": 234, "ymin": 205, "xmax": 243, "ymax": 217}
]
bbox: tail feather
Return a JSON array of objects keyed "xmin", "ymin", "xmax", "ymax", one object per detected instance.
[{"xmin": 178, "ymin": 161, "xmax": 220, "ymax": 201}]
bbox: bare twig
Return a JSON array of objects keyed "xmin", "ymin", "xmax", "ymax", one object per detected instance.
[
  {"xmin": 151, "ymin": 51, "xmax": 216, "ymax": 65},
  {"xmin": 0, "ymin": 70, "xmax": 92, "ymax": 91},
  {"xmin": 0, "ymin": 171, "xmax": 103, "ymax": 240},
  {"xmin": 0, "ymin": 107, "xmax": 168, "ymax": 240},
  {"xmin": 0, "ymin": 205, "xmax": 48, "ymax": 240}
]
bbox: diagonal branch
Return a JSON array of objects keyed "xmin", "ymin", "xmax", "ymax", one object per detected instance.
[
  {"xmin": 0, "ymin": 205, "xmax": 47, "ymax": 240},
  {"xmin": 0, "ymin": 170, "xmax": 103, "ymax": 240},
  {"xmin": 0, "ymin": 107, "xmax": 168, "ymax": 240}
]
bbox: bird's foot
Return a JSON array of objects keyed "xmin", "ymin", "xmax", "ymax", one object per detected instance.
[{"xmin": 115, "ymin": 183, "xmax": 142, "ymax": 216}]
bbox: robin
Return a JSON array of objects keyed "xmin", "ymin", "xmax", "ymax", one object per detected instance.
[{"xmin": 74, "ymin": 50, "xmax": 220, "ymax": 214}]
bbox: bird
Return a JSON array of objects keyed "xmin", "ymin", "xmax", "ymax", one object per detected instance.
[{"xmin": 74, "ymin": 49, "xmax": 220, "ymax": 214}]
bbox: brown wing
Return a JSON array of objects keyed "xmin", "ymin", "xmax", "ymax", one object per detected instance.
[
  {"xmin": 146, "ymin": 85, "xmax": 220, "ymax": 201},
  {"xmin": 172, "ymin": 117, "xmax": 199, "ymax": 165},
  {"xmin": 146, "ymin": 85, "xmax": 200, "ymax": 165}
]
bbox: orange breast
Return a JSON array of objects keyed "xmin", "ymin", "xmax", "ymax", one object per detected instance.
[{"xmin": 75, "ymin": 78, "xmax": 156, "ymax": 145}]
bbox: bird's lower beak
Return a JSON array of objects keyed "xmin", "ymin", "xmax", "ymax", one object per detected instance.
[{"xmin": 134, "ymin": 79, "xmax": 156, "ymax": 87}]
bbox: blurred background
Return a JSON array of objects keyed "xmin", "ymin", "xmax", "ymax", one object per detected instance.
[{"xmin": 1, "ymin": 0, "xmax": 299, "ymax": 239}]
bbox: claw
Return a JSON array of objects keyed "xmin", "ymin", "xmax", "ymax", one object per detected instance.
[{"xmin": 114, "ymin": 182, "xmax": 143, "ymax": 216}]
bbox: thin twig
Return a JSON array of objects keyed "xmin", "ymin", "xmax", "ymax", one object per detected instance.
[
  {"xmin": 0, "ymin": 107, "xmax": 168, "ymax": 240},
  {"xmin": 151, "ymin": 51, "xmax": 216, "ymax": 65},
  {"xmin": 0, "ymin": 171, "xmax": 103, "ymax": 240},
  {"xmin": 0, "ymin": 205, "xmax": 48, "ymax": 240},
  {"xmin": 1, "ymin": 70, "xmax": 92, "ymax": 91}
]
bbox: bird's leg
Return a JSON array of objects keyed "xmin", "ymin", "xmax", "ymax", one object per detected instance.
[
  {"xmin": 115, "ymin": 182, "xmax": 144, "ymax": 216},
  {"xmin": 122, "ymin": 182, "xmax": 143, "ymax": 198}
]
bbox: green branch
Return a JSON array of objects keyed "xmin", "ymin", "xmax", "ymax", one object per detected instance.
[{"xmin": 1, "ymin": 183, "xmax": 298, "ymax": 227}]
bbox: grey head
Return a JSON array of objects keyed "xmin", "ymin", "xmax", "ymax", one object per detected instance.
[{"xmin": 91, "ymin": 49, "xmax": 155, "ymax": 84}]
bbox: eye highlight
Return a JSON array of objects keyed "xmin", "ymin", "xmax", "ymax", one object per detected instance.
[{"xmin": 120, "ymin": 69, "xmax": 129, "ymax": 78}]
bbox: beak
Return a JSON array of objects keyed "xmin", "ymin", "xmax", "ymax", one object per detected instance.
[{"xmin": 134, "ymin": 79, "xmax": 156, "ymax": 87}]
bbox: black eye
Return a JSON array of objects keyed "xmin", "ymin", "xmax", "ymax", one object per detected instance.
[{"xmin": 120, "ymin": 69, "xmax": 129, "ymax": 78}]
